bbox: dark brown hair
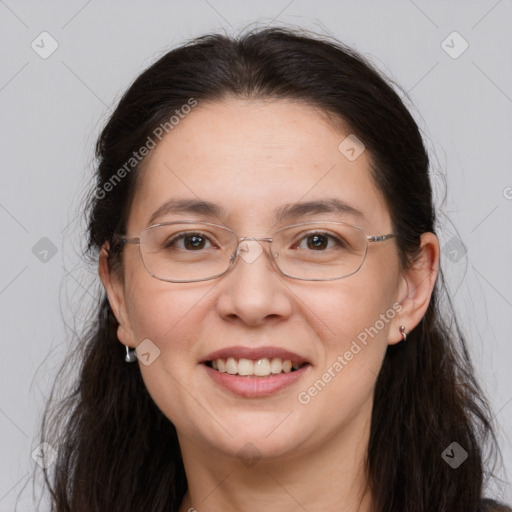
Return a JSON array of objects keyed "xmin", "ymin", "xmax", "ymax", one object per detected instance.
[{"xmin": 33, "ymin": 26, "xmax": 509, "ymax": 512}]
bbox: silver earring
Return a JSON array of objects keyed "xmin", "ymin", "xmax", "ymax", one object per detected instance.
[
  {"xmin": 125, "ymin": 345, "xmax": 137, "ymax": 363},
  {"xmin": 399, "ymin": 325, "xmax": 407, "ymax": 342}
]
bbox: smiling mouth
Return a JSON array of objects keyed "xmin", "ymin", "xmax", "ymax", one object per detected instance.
[{"xmin": 204, "ymin": 357, "xmax": 309, "ymax": 377}]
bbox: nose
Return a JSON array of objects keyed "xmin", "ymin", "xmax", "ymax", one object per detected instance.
[{"xmin": 216, "ymin": 238, "xmax": 292, "ymax": 326}]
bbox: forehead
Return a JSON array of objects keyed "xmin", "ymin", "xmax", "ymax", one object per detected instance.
[{"xmin": 128, "ymin": 98, "xmax": 391, "ymax": 233}]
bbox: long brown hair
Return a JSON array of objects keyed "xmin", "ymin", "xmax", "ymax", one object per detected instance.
[{"xmin": 33, "ymin": 26, "xmax": 509, "ymax": 512}]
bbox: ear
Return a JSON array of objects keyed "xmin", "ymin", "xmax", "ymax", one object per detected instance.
[
  {"xmin": 388, "ymin": 232, "xmax": 440, "ymax": 345},
  {"xmin": 98, "ymin": 242, "xmax": 137, "ymax": 348}
]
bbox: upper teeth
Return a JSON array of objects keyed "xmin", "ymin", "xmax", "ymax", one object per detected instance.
[{"xmin": 211, "ymin": 357, "xmax": 302, "ymax": 376}]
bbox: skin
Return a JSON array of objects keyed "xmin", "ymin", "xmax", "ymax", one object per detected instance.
[{"xmin": 100, "ymin": 98, "xmax": 439, "ymax": 512}]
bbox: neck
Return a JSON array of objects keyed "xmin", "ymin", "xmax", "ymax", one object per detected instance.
[{"xmin": 177, "ymin": 405, "xmax": 373, "ymax": 512}]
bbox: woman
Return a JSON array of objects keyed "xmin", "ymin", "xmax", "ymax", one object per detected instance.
[{"xmin": 37, "ymin": 26, "xmax": 510, "ymax": 511}]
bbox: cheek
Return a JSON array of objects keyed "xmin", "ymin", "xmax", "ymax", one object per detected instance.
[
  {"xmin": 294, "ymin": 280, "xmax": 395, "ymax": 422},
  {"xmin": 123, "ymin": 278, "xmax": 215, "ymax": 428},
  {"xmin": 121, "ymin": 248, "xmax": 206, "ymax": 342},
  {"xmin": 296, "ymin": 270, "xmax": 398, "ymax": 354},
  {"xmin": 125, "ymin": 277, "xmax": 211, "ymax": 351}
]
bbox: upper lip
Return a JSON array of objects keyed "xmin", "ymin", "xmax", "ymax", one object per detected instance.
[{"xmin": 201, "ymin": 345, "xmax": 309, "ymax": 364}]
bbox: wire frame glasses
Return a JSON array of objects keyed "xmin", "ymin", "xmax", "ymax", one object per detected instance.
[{"xmin": 114, "ymin": 220, "xmax": 396, "ymax": 282}]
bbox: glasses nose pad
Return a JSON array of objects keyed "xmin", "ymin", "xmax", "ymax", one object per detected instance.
[{"xmin": 235, "ymin": 238, "xmax": 265, "ymax": 264}]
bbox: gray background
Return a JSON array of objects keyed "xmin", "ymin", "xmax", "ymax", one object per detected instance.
[{"xmin": 1, "ymin": 1, "xmax": 511, "ymax": 510}]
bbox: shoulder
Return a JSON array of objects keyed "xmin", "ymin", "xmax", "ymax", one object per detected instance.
[{"xmin": 481, "ymin": 498, "xmax": 512, "ymax": 511}]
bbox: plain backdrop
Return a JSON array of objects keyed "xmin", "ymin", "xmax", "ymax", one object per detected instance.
[{"xmin": 1, "ymin": 1, "xmax": 511, "ymax": 510}]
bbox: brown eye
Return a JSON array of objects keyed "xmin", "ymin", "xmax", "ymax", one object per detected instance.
[
  {"xmin": 165, "ymin": 232, "xmax": 213, "ymax": 251},
  {"xmin": 294, "ymin": 232, "xmax": 346, "ymax": 251}
]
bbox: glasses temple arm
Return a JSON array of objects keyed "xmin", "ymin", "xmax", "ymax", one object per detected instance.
[{"xmin": 367, "ymin": 233, "xmax": 396, "ymax": 243}]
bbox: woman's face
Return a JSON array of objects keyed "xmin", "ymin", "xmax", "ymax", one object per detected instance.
[{"xmin": 105, "ymin": 98, "xmax": 408, "ymax": 462}]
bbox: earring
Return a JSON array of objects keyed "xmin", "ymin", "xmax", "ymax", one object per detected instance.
[
  {"xmin": 399, "ymin": 325, "xmax": 407, "ymax": 342},
  {"xmin": 125, "ymin": 345, "xmax": 137, "ymax": 363}
]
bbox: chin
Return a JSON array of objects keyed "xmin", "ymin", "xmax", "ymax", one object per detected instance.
[{"xmin": 200, "ymin": 413, "xmax": 312, "ymax": 459}]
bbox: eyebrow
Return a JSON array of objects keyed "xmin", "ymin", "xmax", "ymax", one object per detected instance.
[{"xmin": 147, "ymin": 197, "xmax": 365, "ymax": 226}]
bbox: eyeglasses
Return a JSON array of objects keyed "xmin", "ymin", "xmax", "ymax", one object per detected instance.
[{"xmin": 113, "ymin": 220, "xmax": 396, "ymax": 283}]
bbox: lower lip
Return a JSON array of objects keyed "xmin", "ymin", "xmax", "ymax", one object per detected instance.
[{"xmin": 202, "ymin": 363, "xmax": 311, "ymax": 398}]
